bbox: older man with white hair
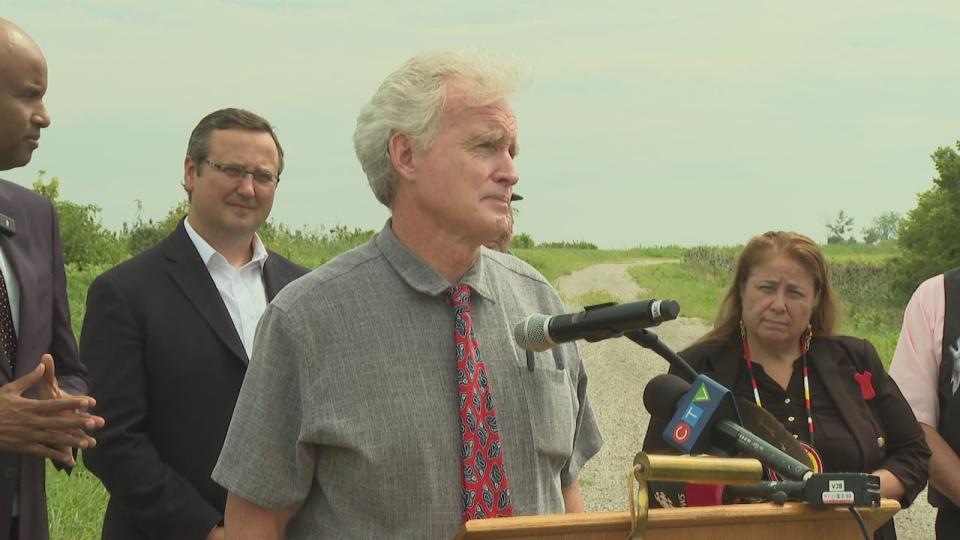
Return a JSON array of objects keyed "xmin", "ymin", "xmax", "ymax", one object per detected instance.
[{"xmin": 213, "ymin": 49, "xmax": 603, "ymax": 538}]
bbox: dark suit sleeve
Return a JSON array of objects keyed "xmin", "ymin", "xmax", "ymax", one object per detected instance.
[
  {"xmin": 859, "ymin": 339, "xmax": 931, "ymax": 508},
  {"xmin": 81, "ymin": 273, "xmax": 221, "ymax": 539},
  {"xmin": 44, "ymin": 199, "xmax": 85, "ymax": 396}
]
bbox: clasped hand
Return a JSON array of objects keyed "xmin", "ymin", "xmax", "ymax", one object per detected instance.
[{"xmin": 0, "ymin": 354, "xmax": 105, "ymax": 466}]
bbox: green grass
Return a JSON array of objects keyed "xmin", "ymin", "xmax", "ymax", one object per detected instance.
[
  {"xmin": 46, "ymin": 458, "xmax": 106, "ymax": 540},
  {"xmin": 820, "ymin": 241, "xmax": 900, "ymax": 262},
  {"xmin": 627, "ymin": 262, "xmax": 727, "ymax": 322},
  {"xmin": 573, "ymin": 288, "xmax": 620, "ymax": 308},
  {"xmin": 513, "ymin": 246, "xmax": 682, "ymax": 283},
  {"xmin": 65, "ymin": 264, "xmax": 112, "ymax": 336},
  {"xmin": 52, "ymin": 266, "xmax": 112, "ymax": 539},
  {"xmin": 626, "ymin": 249, "xmax": 902, "ymax": 366}
]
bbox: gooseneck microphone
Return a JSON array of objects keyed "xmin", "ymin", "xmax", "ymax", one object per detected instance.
[{"xmin": 513, "ymin": 299, "xmax": 680, "ymax": 352}]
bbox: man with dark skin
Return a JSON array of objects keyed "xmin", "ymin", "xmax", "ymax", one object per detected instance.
[{"xmin": 0, "ymin": 17, "xmax": 105, "ymax": 540}]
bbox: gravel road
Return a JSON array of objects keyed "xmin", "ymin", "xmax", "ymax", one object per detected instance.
[{"xmin": 556, "ymin": 260, "xmax": 936, "ymax": 539}]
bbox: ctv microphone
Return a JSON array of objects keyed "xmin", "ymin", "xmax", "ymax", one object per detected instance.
[
  {"xmin": 644, "ymin": 373, "xmax": 813, "ymax": 481},
  {"xmin": 513, "ymin": 299, "xmax": 680, "ymax": 352}
]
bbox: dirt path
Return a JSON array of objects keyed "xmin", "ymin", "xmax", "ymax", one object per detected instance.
[
  {"xmin": 556, "ymin": 260, "xmax": 674, "ymax": 303},
  {"xmin": 557, "ymin": 260, "xmax": 934, "ymax": 539},
  {"xmin": 557, "ymin": 259, "xmax": 711, "ymax": 510}
]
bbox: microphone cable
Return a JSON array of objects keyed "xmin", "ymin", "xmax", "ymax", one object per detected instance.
[{"xmin": 848, "ymin": 506, "xmax": 870, "ymax": 540}]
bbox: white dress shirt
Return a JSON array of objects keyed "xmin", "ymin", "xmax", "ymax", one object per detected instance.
[{"xmin": 183, "ymin": 220, "xmax": 268, "ymax": 360}]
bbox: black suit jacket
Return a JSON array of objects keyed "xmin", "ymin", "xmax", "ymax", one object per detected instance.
[
  {"xmin": 81, "ymin": 220, "xmax": 307, "ymax": 540},
  {"xmin": 0, "ymin": 179, "xmax": 86, "ymax": 540}
]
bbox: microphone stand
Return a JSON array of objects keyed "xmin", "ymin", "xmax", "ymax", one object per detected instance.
[{"xmin": 624, "ymin": 328, "xmax": 698, "ymax": 381}]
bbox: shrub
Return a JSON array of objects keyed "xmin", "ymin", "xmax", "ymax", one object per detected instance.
[
  {"xmin": 894, "ymin": 141, "xmax": 960, "ymax": 294},
  {"xmin": 122, "ymin": 200, "xmax": 188, "ymax": 256},
  {"xmin": 33, "ymin": 173, "xmax": 128, "ymax": 268},
  {"xmin": 537, "ymin": 240, "xmax": 598, "ymax": 250},
  {"xmin": 512, "ymin": 232, "xmax": 535, "ymax": 249}
]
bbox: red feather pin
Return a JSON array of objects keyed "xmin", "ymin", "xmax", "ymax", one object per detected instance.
[{"xmin": 853, "ymin": 371, "xmax": 876, "ymax": 400}]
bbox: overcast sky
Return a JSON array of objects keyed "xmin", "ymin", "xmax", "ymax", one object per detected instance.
[{"xmin": 4, "ymin": 1, "xmax": 959, "ymax": 247}]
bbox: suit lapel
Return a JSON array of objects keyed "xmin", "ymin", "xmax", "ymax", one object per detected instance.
[
  {"xmin": 164, "ymin": 222, "xmax": 248, "ymax": 365},
  {"xmin": 807, "ymin": 339, "xmax": 867, "ymax": 456},
  {"xmin": 262, "ymin": 257, "xmax": 280, "ymax": 301},
  {"xmin": 0, "ymin": 187, "xmax": 36, "ymax": 380},
  {"xmin": 262, "ymin": 255, "xmax": 293, "ymax": 301}
]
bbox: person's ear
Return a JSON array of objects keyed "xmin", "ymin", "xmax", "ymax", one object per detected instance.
[
  {"xmin": 388, "ymin": 132, "xmax": 416, "ymax": 182},
  {"xmin": 183, "ymin": 156, "xmax": 198, "ymax": 194}
]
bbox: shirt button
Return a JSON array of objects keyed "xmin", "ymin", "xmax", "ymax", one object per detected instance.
[
  {"xmin": 877, "ymin": 437, "xmax": 886, "ymax": 448},
  {"xmin": 784, "ymin": 398, "xmax": 791, "ymax": 404},
  {"xmin": 787, "ymin": 416, "xmax": 796, "ymax": 422}
]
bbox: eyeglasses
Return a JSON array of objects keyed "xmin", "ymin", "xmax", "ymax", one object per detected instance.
[{"xmin": 202, "ymin": 159, "xmax": 279, "ymax": 186}]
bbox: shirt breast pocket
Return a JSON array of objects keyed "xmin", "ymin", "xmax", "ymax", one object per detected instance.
[{"xmin": 522, "ymin": 367, "xmax": 576, "ymax": 461}]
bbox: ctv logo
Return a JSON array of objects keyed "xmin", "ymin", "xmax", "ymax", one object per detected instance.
[
  {"xmin": 672, "ymin": 422, "xmax": 692, "ymax": 444},
  {"xmin": 681, "ymin": 403, "xmax": 704, "ymax": 425}
]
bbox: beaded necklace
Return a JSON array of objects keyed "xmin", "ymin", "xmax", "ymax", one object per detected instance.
[{"xmin": 740, "ymin": 325, "xmax": 815, "ymax": 445}]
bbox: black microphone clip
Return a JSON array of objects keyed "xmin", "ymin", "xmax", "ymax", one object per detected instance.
[{"xmin": 727, "ymin": 472, "xmax": 880, "ymax": 508}]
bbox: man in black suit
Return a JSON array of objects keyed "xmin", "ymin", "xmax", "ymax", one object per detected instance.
[
  {"xmin": 81, "ymin": 108, "xmax": 307, "ymax": 540},
  {"xmin": 0, "ymin": 18, "xmax": 104, "ymax": 540}
]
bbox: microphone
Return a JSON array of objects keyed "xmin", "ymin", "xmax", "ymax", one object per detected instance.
[
  {"xmin": 644, "ymin": 373, "xmax": 813, "ymax": 481},
  {"xmin": 513, "ymin": 299, "xmax": 680, "ymax": 352}
]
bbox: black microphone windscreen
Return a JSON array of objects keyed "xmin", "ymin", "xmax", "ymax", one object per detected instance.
[
  {"xmin": 643, "ymin": 373, "xmax": 691, "ymax": 419},
  {"xmin": 659, "ymin": 299, "xmax": 681, "ymax": 321}
]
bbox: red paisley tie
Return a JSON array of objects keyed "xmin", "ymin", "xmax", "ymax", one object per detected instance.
[{"xmin": 448, "ymin": 284, "xmax": 513, "ymax": 521}]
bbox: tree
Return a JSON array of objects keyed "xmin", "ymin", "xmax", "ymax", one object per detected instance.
[
  {"xmin": 894, "ymin": 141, "xmax": 960, "ymax": 292},
  {"xmin": 33, "ymin": 171, "xmax": 127, "ymax": 267},
  {"xmin": 121, "ymin": 199, "xmax": 188, "ymax": 255},
  {"xmin": 511, "ymin": 232, "xmax": 535, "ymax": 249},
  {"xmin": 826, "ymin": 210, "xmax": 855, "ymax": 244},
  {"xmin": 862, "ymin": 211, "xmax": 902, "ymax": 244}
]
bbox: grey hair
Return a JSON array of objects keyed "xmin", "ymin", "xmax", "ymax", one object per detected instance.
[{"xmin": 353, "ymin": 49, "xmax": 522, "ymax": 208}]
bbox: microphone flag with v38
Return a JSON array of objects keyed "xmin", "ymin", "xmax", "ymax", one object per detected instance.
[
  {"xmin": 513, "ymin": 299, "xmax": 680, "ymax": 352},
  {"xmin": 643, "ymin": 373, "xmax": 813, "ymax": 481}
]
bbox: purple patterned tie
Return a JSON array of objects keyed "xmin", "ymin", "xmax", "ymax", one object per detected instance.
[
  {"xmin": 448, "ymin": 284, "xmax": 513, "ymax": 521},
  {"xmin": 0, "ymin": 266, "xmax": 17, "ymax": 372}
]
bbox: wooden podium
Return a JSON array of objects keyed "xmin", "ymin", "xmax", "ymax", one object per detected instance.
[{"xmin": 454, "ymin": 499, "xmax": 899, "ymax": 539}]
